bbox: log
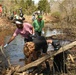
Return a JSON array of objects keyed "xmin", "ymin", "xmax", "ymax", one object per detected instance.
[
  {"xmin": 53, "ymin": 41, "xmax": 76, "ymax": 56},
  {"xmin": 16, "ymin": 54, "xmax": 51, "ymax": 73},
  {"xmin": 6, "ymin": 65, "xmax": 21, "ymax": 75},
  {"xmin": 15, "ymin": 41, "xmax": 76, "ymax": 73}
]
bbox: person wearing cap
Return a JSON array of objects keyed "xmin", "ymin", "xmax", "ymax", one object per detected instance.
[
  {"xmin": 32, "ymin": 15, "xmax": 44, "ymax": 36},
  {"xmin": 4, "ymin": 19, "xmax": 35, "ymax": 48}
]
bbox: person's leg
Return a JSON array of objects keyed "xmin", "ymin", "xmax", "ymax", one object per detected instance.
[
  {"xmin": 35, "ymin": 31, "xmax": 41, "ymax": 37},
  {"xmin": 38, "ymin": 32, "xmax": 41, "ymax": 36},
  {"xmin": 62, "ymin": 52, "xmax": 68, "ymax": 73},
  {"xmin": 53, "ymin": 55, "xmax": 61, "ymax": 73}
]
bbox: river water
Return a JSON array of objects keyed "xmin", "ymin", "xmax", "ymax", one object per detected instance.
[
  {"xmin": 4, "ymin": 35, "xmax": 25, "ymax": 66},
  {"xmin": 4, "ymin": 28, "xmax": 70, "ymax": 67}
]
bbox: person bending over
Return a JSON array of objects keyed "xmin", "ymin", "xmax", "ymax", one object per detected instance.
[{"xmin": 4, "ymin": 19, "xmax": 35, "ymax": 48}]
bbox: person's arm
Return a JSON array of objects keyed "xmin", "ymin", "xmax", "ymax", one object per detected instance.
[
  {"xmin": 33, "ymin": 21, "xmax": 39, "ymax": 31},
  {"xmin": 42, "ymin": 20, "xmax": 45, "ymax": 34},
  {"xmin": 42, "ymin": 20, "xmax": 44, "ymax": 29},
  {"xmin": 32, "ymin": 27, "xmax": 35, "ymax": 34},
  {"xmin": 7, "ymin": 36, "xmax": 15, "ymax": 44},
  {"xmin": 46, "ymin": 39, "xmax": 52, "ymax": 44},
  {"xmin": 32, "ymin": 27, "xmax": 35, "ymax": 35},
  {"xmin": 27, "ymin": 23, "xmax": 35, "ymax": 35},
  {"xmin": 4, "ymin": 29, "xmax": 18, "ymax": 48},
  {"xmin": 4, "ymin": 36, "xmax": 16, "ymax": 48}
]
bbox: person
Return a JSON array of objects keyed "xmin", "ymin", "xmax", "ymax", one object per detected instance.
[
  {"xmin": 24, "ymin": 36, "xmax": 74, "ymax": 74},
  {"xmin": 8, "ymin": 11, "xmax": 14, "ymax": 20},
  {"xmin": 52, "ymin": 41, "xmax": 74, "ymax": 74},
  {"xmin": 32, "ymin": 11, "xmax": 40, "ymax": 22},
  {"xmin": 32, "ymin": 15, "xmax": 44, "ymax": 37},
  {"xmin": 53, "ymin": 49, "xmax": 74, "ymax": 74},
  {"xmin": 23, "ymin": 36, "xmax": 61, "ymax": 74},
  {"xmin": 0, "ymin": 4, "xmax": 2, "ymax": 17},
  {"xmin": 23, "ymin": 36, "xmax": 75, "ymax": 74},
  {"xmin": 53, "ymin": 51, "xmax": 68, "ymax": 74},
  {"xmin": 4, "ymin": 19, "xmax": 35, "ymax": 48},
  {"xmin": 23, "ymin": 36, "xmax": 61, "ymax": 63},
  {"xmin": 14, "ymin": 12, "xmax": 20, "ymax": 20},
  {"xmin": 19, "ymin": 8, "xmax": 25, "ymax": 21},
  {"xmin": 32, "ymin": 14, "xmax": 36, "ymax": 21}
]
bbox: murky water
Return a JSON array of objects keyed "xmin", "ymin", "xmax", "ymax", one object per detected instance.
[
  {"xmin": 44, "ymin": 28, "xmax": 70, "ymax": 51},
  {"xmin": 45, "ymin": 28, "xmax": 62, "ymax": 37},
  {"xmin": 4, "ymin": 35, "xmax": 25, "ymax": 66},
  {"xmin": 4, "ymin": 28, "xmax": 70, "ymax": 66}
]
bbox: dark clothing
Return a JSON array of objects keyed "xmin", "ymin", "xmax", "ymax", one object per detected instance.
[
  {"xmin": 52, "ymin": 40, "xmax": 68, "ymax": 73},
  {"xmin": 33, "ymin": 36, "xmax": 48, "ymax": 53},
  {"xmin": 53, "ymin": 51, "xmax": 68, "ymax": 73},
  {"xmin": 35, "ymin": 31, "xmax": 41, "ymax": 37},
  {"xmin": 24, "ymin": 34, "xmax": 33, "ymax": 42},
  {"xmin": 52, "ymin": 40, "xmax": 61, "ymax": 51}
]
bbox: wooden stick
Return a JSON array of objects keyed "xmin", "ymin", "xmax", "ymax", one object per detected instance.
[
  {"xmin": 68, "ymin": 54, "xmax": 75, "ymax": 63},
  {"xmin": 0, "ymin": 45, "xmax": 11, "ymax": 67},
  {"xmin": 53, "ymin": 41, "xmax": 76, "ymax": 56}
]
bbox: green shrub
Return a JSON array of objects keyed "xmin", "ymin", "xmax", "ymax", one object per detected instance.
[{"xmin": 51, "ymin": 11, "xmax": 61, "ymax": 19}]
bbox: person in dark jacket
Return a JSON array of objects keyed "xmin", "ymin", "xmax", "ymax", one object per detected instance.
[
  {"xmin": 23, "ymin": 36, "xmax": 61, "ymax": 62},
  {"xmin": 23, "ymin": 36, "xmax": 61, "ymax": 74}
]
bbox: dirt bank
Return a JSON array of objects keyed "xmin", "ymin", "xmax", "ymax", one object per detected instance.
[{"xmin": 0, "ymin": 17, "xmax": 15, "ymax": 45}]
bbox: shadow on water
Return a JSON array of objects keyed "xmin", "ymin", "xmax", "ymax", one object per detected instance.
[{"xmin": 4, "ymin": 28, "xmax": 70, "ymax": 67}]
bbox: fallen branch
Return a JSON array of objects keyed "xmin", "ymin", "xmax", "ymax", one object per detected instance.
[
  {"xmin": 53, "ymin": 41, "xmax": 76, "ymax": 56},
  {"xmin": 0, "ymin": 45, "xmax": 11, "ymax": 67}
]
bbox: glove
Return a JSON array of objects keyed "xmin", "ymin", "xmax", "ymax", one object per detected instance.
[
  {"xmin": 32, "ymin": 33, "xmax": 35, "ymax": 36},
  {"xmin": 4, "ymin": 44, "xmax": 8, "ymax": 48},
  {"xmin": 31, "ymin": 33, "xmax": 36, "ymax": 40},
  {"xmin": 42, "ymin": 31, "xmax": 45, "ymax": 34}
]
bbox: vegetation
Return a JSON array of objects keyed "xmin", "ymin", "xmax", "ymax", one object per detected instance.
[
  {"xmin": 51, "ymin": 11, "xmax": 61, "ymax": 19},
  {"xmin": 38, "ymin": 0, "xmax": 50, "ymax": 13},
  {"xmin": 1, "ymin": 0, "xmax": 51, "ymax": 15}
]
